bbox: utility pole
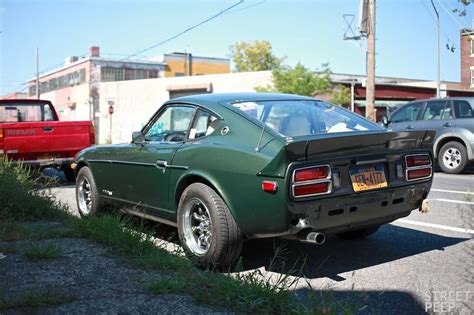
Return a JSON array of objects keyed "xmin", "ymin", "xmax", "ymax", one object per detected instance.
[
  {"xmin": 36, "ymin": 48, "xmax": 40, "ymax": 100},
  {"xmin": 430, "ymin": 0, "xmax": 440, "ymax": 98},
  {"xmin": 365, "ymin": 0, "xmax": 376, "ymax": 121}
]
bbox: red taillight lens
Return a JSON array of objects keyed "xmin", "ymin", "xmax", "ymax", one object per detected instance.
[
  {"xmin": 407, "ymin": 168, "xmax": 432, "ymax": 180},
  {"xmin": 262, "ymin": 181, "xmax": 278, "ymax": 192},
  {"xmin": 406, "ymin": 155, "xmax": 431, "ymax": 167},
  {"xmin": 294, "ymin": 182, "xmax": 330, "ymax": 196},
  {"xmin": 89, "ymin": 125, "xmax": 95, "ymax": 145},
  {"xmin": 292, "ymin": 164, "xmax": 332, "ymax": 198},
  {"xmin": 405, "ymin": 154, "xmax": 432, "ymax": 181},
  {"xmin": 294, "ymin": 166, "xmax": 330, "ymax": 182}
]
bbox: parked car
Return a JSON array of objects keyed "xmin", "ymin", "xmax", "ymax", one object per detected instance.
[
  {"xmin": 0, "ymin": 99, "xmax": 95, "ymax": 181},
  {"xmin": 74, "ymin": 93, "xmax": 434, "ymax": 268},
  {"xmin": 382, "ymin": 97, "xmax": 474, "ymax": 174}
]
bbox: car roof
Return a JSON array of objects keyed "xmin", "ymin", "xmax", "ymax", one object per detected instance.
[{"xmin": 165, "ymin": 92, "xmax": 318, "ymax": 111}]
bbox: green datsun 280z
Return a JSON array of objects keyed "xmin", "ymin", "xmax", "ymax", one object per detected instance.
[{"xmin": 74, "ymin": 93, "xmax": 434, "ymax": 268}]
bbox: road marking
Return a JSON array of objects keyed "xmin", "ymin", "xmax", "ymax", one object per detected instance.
[
  {"xmin": 428, "ymin": 198, "xmax": 474, "ymax": 206},
  {"xmin": 431, "ymin": 189, "xmax": 474, "ymax": 195},
  {"xmin": 395, "ymin": 219, "xmax": 474, "ymax": 235}
]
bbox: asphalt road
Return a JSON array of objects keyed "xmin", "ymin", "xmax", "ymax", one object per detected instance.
[{"xmin": 48, "ymin": 170, "xmax": 474, "ymax": 314}]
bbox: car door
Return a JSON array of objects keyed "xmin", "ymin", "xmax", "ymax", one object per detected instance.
[
  {"xmin": 452, "ymin": 99, "xmax": 474, "ymax": 132},
  {"xmin": 109, "ymin": 105, "xmax": 196, "ymax": 218},
  {"xmin": 414, "ymin": 100, "xmax": 455, "ymax": 134},
  {"xmin": 388, "ymin": 101, "xmax": 424, "ymax": 131}
]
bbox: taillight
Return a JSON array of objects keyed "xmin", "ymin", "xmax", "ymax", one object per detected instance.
[
  {"xmin": 294, "ymin": 166, "xmax": 329, "ymax": 182},
  {"xmin": 405, "ymin": 154, "xmax": 432, "ymax": 181},
  {"xmin": 292, "ymin": 165, "xmax": 332, "ymax": 198},
  {"xmin": 0, "ymin": 129, "xmax": 3, "ymax": 155},
  {"xmin": 89, "ymin": 125, "xmax": 95, "ymax": 145}
]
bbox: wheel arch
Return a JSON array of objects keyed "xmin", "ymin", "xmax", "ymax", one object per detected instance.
[
  {"xmin": 74, "ymin": 160, "xmax": 92, "ymax": 177},
  {"xmin": 434, "ymin": 136, "xmax": 470, "ymax": 160},
  {"xmin": 174, "ymin": 172, "xmax": 237, "ymax": 223}
]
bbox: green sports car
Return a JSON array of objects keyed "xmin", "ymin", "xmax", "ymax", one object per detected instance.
[{"xmin": 74, "ymin": 93, "xmax": 434, "ymax": 268}]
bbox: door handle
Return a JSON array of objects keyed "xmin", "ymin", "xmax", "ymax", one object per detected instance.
[
  {"xmin": 406, "ymin": 125, "xmax": 414, "ymax": 130},
  {"xmin": 155, "ymin": 160, "xmax": 168, "ymax": 168},
  {"xmin": 42, "ymin": 126, "xmax": 53, "ymax": 131},
  {"xmin": 443, "ymin": 122, "xmax": 452, "ymax": 128}
]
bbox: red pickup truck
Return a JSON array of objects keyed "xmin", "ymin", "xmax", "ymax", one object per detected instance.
[{"xmin": 0, "ymin": 99, "xmax": 94, "ymax": 181}]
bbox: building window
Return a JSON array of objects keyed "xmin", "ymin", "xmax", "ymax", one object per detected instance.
[
  {"xmin": 58, "ymin": 76, "xmax": 64, "ymax": 88},
  {"xmin": 29, "ymin": 85, "xmax": 36, "ymax": 96},
  {"xmin": 80, "ymin": 69, "xmax": 86, "ymax": 83},
  {"xmin": 471, "ymin": 70, "xmax": 474, "ymax": 86},
  {"xmin": 149, "ymin": 70, "xmax": 159, "ymax": 78},
  {"xmin": 101, "ymin": 67, "xmax": 124, "ymax": 82},
  {"xmin": 471, "ymin": 38, "xmax": 474, "ymax": 55},
  {"xmin": 125, "ymin": 68, "xmax": 135, "ymax": 81}
]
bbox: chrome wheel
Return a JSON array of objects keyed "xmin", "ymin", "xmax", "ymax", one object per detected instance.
[
  {"xmin": 77, "ymin": 177, "xmax": 92, "ymax": 215},
  {"xmin": 442, "ymin": 147, "xmax": 462, "ymax": 170},
  {"xmin": 183, "ymin": 197, "xmax": 213, "ymax": 256}
]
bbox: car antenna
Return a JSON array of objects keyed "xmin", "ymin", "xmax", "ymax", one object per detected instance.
[{"xmin": 255, "ymin": 121, "xmax": 266, "ymax": 152}]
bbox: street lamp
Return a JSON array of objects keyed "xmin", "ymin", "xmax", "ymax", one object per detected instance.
[{"xmin": 430, "ymin": 0, "xmax": 440, "ymax": 98}]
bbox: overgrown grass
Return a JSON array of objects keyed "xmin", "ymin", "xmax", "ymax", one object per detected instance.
[
  {"xmin": 0, "ymin": 157, "xmax": 69, "ymax": 222},
  {"xmin": 0, "ymin": 157, "xmax": 349, "ymax": 314},
  {"xmin": 0, "ymin": 288, "xmax": 74, "ymax": 310},
  {"xmin": 23, "ymin": 243, "xmax": 63, "ymax": 261}
]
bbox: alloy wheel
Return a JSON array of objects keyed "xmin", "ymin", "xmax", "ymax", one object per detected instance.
[
  {"xmin": 77, "ymin": 177, "xmax": 92, "ymax": 215},
  {"xmin": 183, "ymin": 197, "xmax": 213, "ymax": 256}
]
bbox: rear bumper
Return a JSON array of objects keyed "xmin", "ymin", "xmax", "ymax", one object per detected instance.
[
  {"xmin": 287, "ymin": 181, "xmax": 431, "ymax": 235},
  {"xmin": 10, "ymin": 157, "xmax": 74, "ymax": 168}
]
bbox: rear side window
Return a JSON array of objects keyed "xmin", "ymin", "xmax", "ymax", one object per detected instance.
[
  {"xmin": 422, "ymin": 101, "xmax": 452, "ymax": 120},
  {"xmin": 391, "ymin": 102, "xmax": 422, "ymax": 123},
  {"xmin": 453, "ymin": 101, "xmax": 474, "ymax": 118},
  {"xmin": 189, "ymin": 110, "xmax": 219, "ymax": 139}
]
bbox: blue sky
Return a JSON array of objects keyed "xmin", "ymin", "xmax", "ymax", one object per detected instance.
[{"xmin": 0, "ymin": 0, "xmax": 472, "ymax": 95}]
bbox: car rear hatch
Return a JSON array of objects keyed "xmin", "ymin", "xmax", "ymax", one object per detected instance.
[{"xmin": 260, "ymin": 130, "xmax": 435, "ymax": 199}]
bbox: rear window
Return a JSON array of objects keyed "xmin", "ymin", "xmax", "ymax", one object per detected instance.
[
  {"xmin": 232, "ymin": 100, "xmax": 382, "ymax": 137},
  {"xmin": 0, "ymin": 103, "xmax": 55, "ymax": 123},
  {"xmin": 453, "ymin": 100, "xmax": 474, "ymax": 118}
]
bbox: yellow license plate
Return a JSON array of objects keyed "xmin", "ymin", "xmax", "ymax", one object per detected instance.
[{"xmin": 350, "ymin": 165, "xmax": 388, "ymax": 192}]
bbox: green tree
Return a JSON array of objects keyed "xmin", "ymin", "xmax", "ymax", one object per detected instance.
[
  {"xmin": 329, "ymin": 85, "xmax": 351, "ymax": 105},
  {"xmin": 257, "ymin": 63, "xmax": 331, "ymax": 96},
  {"xmin": 229, "ymin": 40, "xmax": 284, "ymax": 72},
  {"xmin": 257, "ymin": 63, "xmax": 351, "ymax": 105}
]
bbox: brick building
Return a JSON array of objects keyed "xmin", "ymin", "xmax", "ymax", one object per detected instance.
[{"xmin": 460, "ymin": 29, "xmax": 474, "ymax": 89}]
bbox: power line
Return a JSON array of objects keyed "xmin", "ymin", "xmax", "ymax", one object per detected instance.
[
  {"xmin": 420, "ymin": 0, "xmax": 457, "ymax": 49},
  {"xmin": 437, "ymin": 0, "xmax": 467, "ymax": 29},
  {"xmin": 122, "ymin": 0, "xmax": 244, "ymax": 61},
  {"xmin": 223, "ymin": 0, "xmax": 265, "ymax": 15}
]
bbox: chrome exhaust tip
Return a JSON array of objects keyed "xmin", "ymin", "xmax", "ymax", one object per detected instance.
[{"xmin": 306, "ymin": 232, "xmax": 326, "ymax": 245}]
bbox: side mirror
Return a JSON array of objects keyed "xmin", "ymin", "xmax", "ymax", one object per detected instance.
[
  {"xmin": 131, "ymin": 131, "xmax": 145, "ymax": 144},
  {"xmin": 381, "ymin": 116, "xmax": 390, "ymax": 127}
]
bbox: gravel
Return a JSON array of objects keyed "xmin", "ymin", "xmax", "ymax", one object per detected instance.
[{"xmin": 0, "ymin": 222, "xmax": 223, "ymax": 314}]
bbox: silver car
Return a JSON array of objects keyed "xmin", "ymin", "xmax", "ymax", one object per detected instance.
[{"xmin": 383, "ymin": 97, "xmax": 474, "ymax": 174}]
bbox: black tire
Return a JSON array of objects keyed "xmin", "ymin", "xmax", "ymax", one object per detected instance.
[
  {"xmin": 177, "ymin": 183, "xmax": 243, "ymax": 269},
  {"xmin": 75, "ymin": 166, "xmax": 101, "ymax": 217},
  {"xmin": 438, "ymin": 141, "xmax": 468, "ymax": 174},
  {"xmin": 337, "ymin": 226, "xmax": 380, "ymax": 240},
  {"xmin": 62, "ymin": 165, "xmax": 76, "ymax": 182}
]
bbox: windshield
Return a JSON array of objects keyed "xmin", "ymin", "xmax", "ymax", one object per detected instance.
[
  {"xmin": 232, "ymin": 100, "xmax": 382, "ymax": 137},
  {"xmin": 0, "ymin": 103, "xmax": 56, "ymax": 123}
]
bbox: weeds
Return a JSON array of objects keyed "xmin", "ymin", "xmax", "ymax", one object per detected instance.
[
  {"xmin": 23, "ymin": 243, "xmax": 63, "ymax": 261},
  {"xmin": 0, "ymin": 288, "xmax": 74, "ymax": 310},
  {"xmin": 0, "ymin": 157, "xmax": 68, "ymax": 222}
]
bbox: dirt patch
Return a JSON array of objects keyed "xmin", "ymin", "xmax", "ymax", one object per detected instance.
[{"xmin": 0, "ymin": 222, "xmax": 222, "ymax": 314}]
